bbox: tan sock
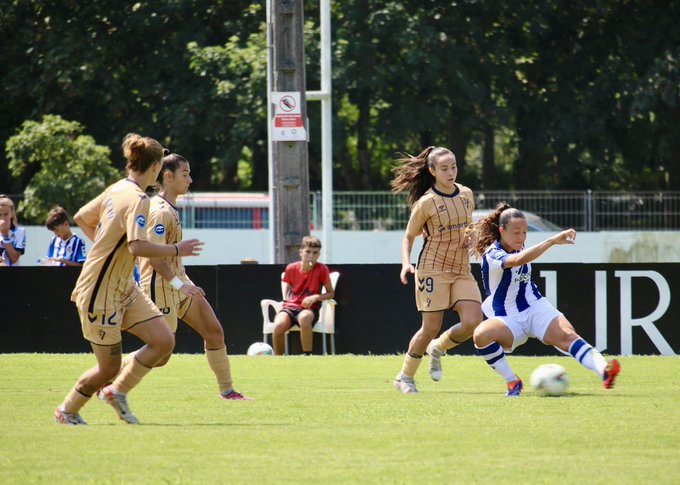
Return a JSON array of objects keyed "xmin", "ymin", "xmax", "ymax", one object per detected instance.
[
  {"xmin": 111, "ymin": 356, "xmax": 152, "ymax": 395},
  {"xmin": 61, "ymin": 386, "xmax": 92, "ymax": 414},
  {"xmin": 103, "ymin": 351, "xmax": 136, "ymax": 385},
  {"xmin": 400, "ymin": 353, "xmax": 422, "ymax": 378},
  {"xmin": 433, "ymin": 329, "xmax": 460, "ymax": 352},
  {"xmin": 206, "ymin": 347, "xmax": 233, "ymax": 393},
  {"xmin": 122, "ymin": 350, "xmax": 137, "ymax": 369}
]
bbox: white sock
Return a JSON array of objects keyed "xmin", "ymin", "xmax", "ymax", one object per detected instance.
[
  {"xmin": 569, "ymin": 338, "xmax": 607, "ymax": 376},
  {"xmin": 475, "ymin": 342, "xmax": 516, "ymax": 382}
]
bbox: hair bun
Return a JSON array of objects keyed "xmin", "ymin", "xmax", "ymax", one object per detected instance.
[{"xmin": 163, "ymin": 148, "xmax": 171, "ymax": 156}]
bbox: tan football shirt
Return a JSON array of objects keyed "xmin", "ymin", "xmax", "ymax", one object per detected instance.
[
  {"xmin": 71, "ymin": 179, "xmax": 151, "ymax": 313},
  {"xmin": 406, "ymin": 184, "xmax": 475, "ymax": 275},
  {"xmin": 139, "ymin": 195, "xmax": 189, "ymax": 311}
]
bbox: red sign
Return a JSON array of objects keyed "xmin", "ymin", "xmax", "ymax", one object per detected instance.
[{"xmin": 274, "ymin": 115, "xmax": 303, "ymax": 128}]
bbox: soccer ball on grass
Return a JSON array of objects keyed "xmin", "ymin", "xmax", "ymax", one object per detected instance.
[
  {"xmin": 247, "ymin": 342, "xmax": 274, "ymax": 356},
  {"xmin": 530, "ymin": 363, "xmax": 569, "ymax": 396}
]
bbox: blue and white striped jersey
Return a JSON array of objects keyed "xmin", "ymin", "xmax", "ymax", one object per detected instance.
[
  {"xmin": 481, "ymin": 240, "xmax": 543, "ymax": 317},
  {"xmin": 0, "ymin": 225, "xmax": 26, "ymax": 266},
  {"xmin": 46, "ymin": 234, "xmax": 86, "ymax": 266}
]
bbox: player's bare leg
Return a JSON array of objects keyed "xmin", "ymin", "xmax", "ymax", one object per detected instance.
[
  {"xmin": 427, "ymin": 301, "xmax": 483, "ymax": 381},
  {"xmin": 182, "ymin": 295, "xmax": 251, "ymax": 400},
  {"xmin": 101, "ymin": 317, "xmax": 174, "ymax": 424},
  {"xmin": 55, "ymin": 343, "xmax": 122, "ymax": 425},
  {"xmin": 395, "ymin": 311, "xmax": 443, "ymax": 394}
]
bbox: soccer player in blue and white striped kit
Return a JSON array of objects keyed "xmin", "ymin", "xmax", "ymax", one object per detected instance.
[
  {"xmin": 469, "ymin": 203, "xmax": 620, "ymax": 396},
  {"xmin": 44, "ymin": 206, "xmax": 86, "ymax": 267}
]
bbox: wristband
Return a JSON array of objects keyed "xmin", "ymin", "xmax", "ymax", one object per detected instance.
[
  {"xmin": 174, "ymin": 244, "xmax": 179, "ymax": 256},
  {"xmin": 170, "ymin": 276, "xmax": 184, "ymax": 290}
]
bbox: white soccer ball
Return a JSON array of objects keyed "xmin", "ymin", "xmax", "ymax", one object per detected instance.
[
  {"xmin": 530, "ymin": 363, "xmax": 570, "ymax": 396},
  {"xmin": 247, "ymin": 342, "xmax": 274, "ymax": 356}
]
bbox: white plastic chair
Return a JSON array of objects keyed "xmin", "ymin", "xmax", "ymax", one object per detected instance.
[{"xmin": 261, "ymin": 271, "xmax": 339, "ymax": 355}]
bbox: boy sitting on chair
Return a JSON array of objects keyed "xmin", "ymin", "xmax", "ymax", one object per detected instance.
[{"xmin": 273, "ymin": 236, "xmax": 334, "ymax": 355}]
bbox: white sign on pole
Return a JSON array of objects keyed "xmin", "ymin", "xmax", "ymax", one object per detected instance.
[{"xmin": 271, "ymin": 91, "xmax": 307, "ymax": 141}]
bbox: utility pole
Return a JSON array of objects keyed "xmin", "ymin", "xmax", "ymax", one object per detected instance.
[{"xmin": 270, "ymin": 0, "xmax": 309, "ymax": 263}]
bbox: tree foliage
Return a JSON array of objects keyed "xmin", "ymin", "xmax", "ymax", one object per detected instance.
[
  {"xmin": 6, "ymin": 115, "xmax": 119, "ymax": 223},
  {"xmin": 2, "ymin": 0, "xmax": 680, "ymax": 205}
]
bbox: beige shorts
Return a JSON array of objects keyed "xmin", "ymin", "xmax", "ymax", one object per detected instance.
[
  {"xmin": 415, "ymin": 270, "xmax": 482, "ymax": 312},
  {"xmin": 78, "ymin": 286, "xmax": 163, "ymax": 346},
  {"xmin": 156, "ymin": 291, "xmax": 193, "ymax": 333}
]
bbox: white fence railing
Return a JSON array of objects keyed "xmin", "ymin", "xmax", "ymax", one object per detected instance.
[
  {"xmin": 175, "ymin": 190, "xmax": 680, "ymax": 231},
  {"xmin": 7, "ymin": 191, "xmax": 680, "ymax": 231}
]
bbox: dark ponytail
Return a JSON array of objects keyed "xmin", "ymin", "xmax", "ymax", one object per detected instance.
[
  {"xmin": 391, "ymin": 146, "xmax": 455, "ymax": 207},
  {"xmin": 468, "ymin": 202, "xmax": 513, "ymax": 257}
]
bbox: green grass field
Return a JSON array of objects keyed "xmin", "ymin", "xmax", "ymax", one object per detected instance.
[{"xmin": 1, "ymin": 353, "xmax": 679, "ymax": 484}]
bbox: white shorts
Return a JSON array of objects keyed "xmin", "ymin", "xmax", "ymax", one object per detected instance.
[{"xmin": 486, "ymin": 298, "xmax": 562, "ymax": 353}]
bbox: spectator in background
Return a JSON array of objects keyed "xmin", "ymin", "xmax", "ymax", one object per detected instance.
[
  {"xmin": 0, "ymin": 195, "xmax": 26, "ymax": 266},
  {"xmin": 44, "ymin": 206, "xmax": 86, "ymax": 267},
  {"xmin": 272, "ymin": 236, "xmax": 334, "ymax": 355}
]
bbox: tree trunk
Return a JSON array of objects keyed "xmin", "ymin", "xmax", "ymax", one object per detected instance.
[
  {"xmin": 357, "ymin": 99, "xmax": 372, "ymax": 189},
  {"xmin": 481, "ymin": 124, "xmax": 496, "ymax": 189}
]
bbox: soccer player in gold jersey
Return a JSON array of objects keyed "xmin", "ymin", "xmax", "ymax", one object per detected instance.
[
  {"xmin": 137, "ymin": 150, "xmax": 250, "ymax": 400},
  {"xmin": 391, "ymin": 146, "xmax": 484, "ymax": 393},
  {"xmin": 54, "ymin": 134, "xmax": 203, "ymax": 425}
]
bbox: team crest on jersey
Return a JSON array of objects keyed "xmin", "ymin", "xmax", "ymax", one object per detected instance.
[
  {"xmin": 154, "ymin": 224, "xmax": 165, "ymax": 236},
  {"xmin": 136, "ymin": 215, "xmax": 146, "ymax": 228}
]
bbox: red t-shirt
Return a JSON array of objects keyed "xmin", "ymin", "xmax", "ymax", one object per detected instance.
[{"xmin": 282, "ymin": 261, "xmax": 331, "ymax": 310}]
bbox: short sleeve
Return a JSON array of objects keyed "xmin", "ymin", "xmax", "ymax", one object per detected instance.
[
  {"xmin": 485, "ymin": 246, "xmax": 509, "ymax": 270},
  {"xmin": 320, "ymin": 263, "xmax": 331, "ymax": 285},
  {"xmin": 147, "ymin": 206, "xmax": 169, "ymax": 244},
  {"xmin": 13, "ymin": 227, "xmax": 26, "ymax": 251},
  {"xmin": 126, "ymin": 195, "xmax": 150, "ymax": 243},
  {"xmin": 282, "ymin": 264, "xmax": 294, "ymax": 284},
  {"xmin": 405, "ymin": 202, "xmax": 428, "ymax": 238},
  {"xmin": 78, "ymin": 192, "xmax": 105, "ymax": 229},
  {"xmin": 73, "ymin": 237, "xmax": 87, "ymax": 263}
]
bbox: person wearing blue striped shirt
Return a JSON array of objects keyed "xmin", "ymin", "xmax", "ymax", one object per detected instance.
[
  {"xmin": 469, "ymin": 203, "xmax": 620, "ymax": 396},
  {"xmin": 0, "ymin": 195, "xmax": 26, "ymax": 266},
  {"xmin": 44, "ymin": 206, "xmax": 86, "ymax": 267}
]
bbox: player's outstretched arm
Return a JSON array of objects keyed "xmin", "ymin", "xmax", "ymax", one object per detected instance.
[
  {"xmin": 504, "ymin": 229, "xmax": 576, "ymax": 268},
  {"xmin": 128, "ymin": 239, "xmax": 203, "ymax": 258}
]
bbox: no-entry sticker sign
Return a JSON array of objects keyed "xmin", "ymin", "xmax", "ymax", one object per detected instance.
[{"xmin": 271, "ymin": 92, "xmax": 307, "ymax": 141}]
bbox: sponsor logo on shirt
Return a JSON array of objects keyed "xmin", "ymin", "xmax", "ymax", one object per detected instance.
[
  {"xmin": 154, "ymin": 224, "xmax": 165, "ymax": 236},
  {"xmin": 438, "ymin": 222, "xmax": 469, "ymax": 232},
  {"xmin": 136, "ymin": 215, "xmax": 146, "ymax": 228},
  {"xmin": 513, "ymin": 272, "xmax": 532, "ymax": 284}
]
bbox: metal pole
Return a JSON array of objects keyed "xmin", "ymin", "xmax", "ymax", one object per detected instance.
[
  {"xmin": 266, "ymin": 0, "xmax": 275, "ymax": 263},
  {"xmin": 305, "ymin": 0, "xmax": 333, "ymax": 262},
  {"xmin": 319, "ymin": 0, "xmax": 333, "ymax": 262},
  {"xmin": 268, "ymin": 0, "xmax": 332, "ymax": 262}
]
